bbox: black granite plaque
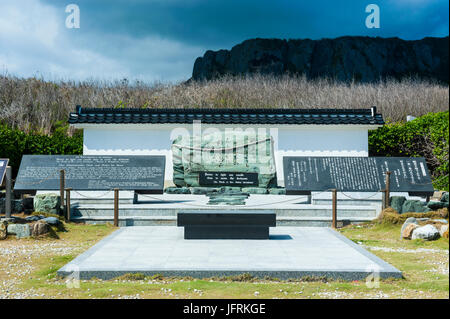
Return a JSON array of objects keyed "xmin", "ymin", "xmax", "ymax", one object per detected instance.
[
  {"xmin": 14, "ymin": 155, "xmax": 165, "ymax": 192},
  {"xmin": 283, "ymin": 157, "xmax": 434, "ymax": 196},
  {"xmin": 198, "ymin": 171, "xmax": 259, "ymax": 187},
  {"xmin": 0, "ymin": 159, "xmax": 8, "ymax": 185},
  {"xmin": 177, "ymin": 210, "xmax": 276, "ymax": 239}
]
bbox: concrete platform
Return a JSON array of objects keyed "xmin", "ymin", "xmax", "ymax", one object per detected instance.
[{"xmin": 57, "ymin": 226, "xmax": 402, "ymax": 280}]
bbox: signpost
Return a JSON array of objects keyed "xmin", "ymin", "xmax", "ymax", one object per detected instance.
[
  {"xmin": 1, "ymin": 159, "xmax": 12, "ymax": 218},
  {"xmin": 0, "ymin": 159, "xmax": 8, "ymax": 186},
  {"xmin": 199, "ymin": 172, "xmax": 259, "ymax": 187},
  {"xmin": 283, "ymin": 157, "xmax": 434, "ymax": 196},
  {"xmin": 14, "ymin": 155, "xmax": 166, "ymax": 193}
]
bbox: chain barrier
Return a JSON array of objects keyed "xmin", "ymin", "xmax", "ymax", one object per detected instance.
[
  {"xmin": 71, "ymin": 189, "xmax": 115, "ymax": 199},
  {"xmin": 339, "ymin": 191, "xmax": 381, "ymax": 200}
]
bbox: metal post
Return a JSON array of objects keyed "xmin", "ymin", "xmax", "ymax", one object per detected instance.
[
  {"xmin": 59, "ymin": 169, "xmax": 65, "ymax": 213},
  {"xmin": 65, "ymin": 188, "xmax": 72, "ymax": 222},
  {"xmin": 5, "ymin": 166, "xmax": 12, "ymax": 218},
  {"xmin": 114, "ymin": 188, "xmax": 119, "ymax": 227},
  {"xmin": 385, "ymin": 171, "xmax": 391, "ymax": 208},
  {"xmin": 332, "ymin": 189, "xmax": 337, "ymax": 229}
]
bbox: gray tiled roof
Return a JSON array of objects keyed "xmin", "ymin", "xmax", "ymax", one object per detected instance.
[{"xmin": 68, "ymin": 106, "xmax": 384, "ymax": 125}]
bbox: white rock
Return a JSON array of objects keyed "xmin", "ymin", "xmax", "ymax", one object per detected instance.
[{"xmin": 411, "ymin": 225, "xmax": 440, "ymax": 241}]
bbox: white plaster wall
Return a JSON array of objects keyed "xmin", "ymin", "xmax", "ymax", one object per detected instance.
[{"xmin": 82, "ymin": 124, "xmax": 370, "ymax": 185}]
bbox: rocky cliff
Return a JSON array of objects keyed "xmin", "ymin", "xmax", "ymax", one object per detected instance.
[{"xmin": 192, "ymin": 36, "xmax": 449, "ymax": 83}]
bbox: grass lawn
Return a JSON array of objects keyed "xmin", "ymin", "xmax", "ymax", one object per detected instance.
[{"xmin": 0, "ymin": 221, "xmax": 448, "ymax": 299}]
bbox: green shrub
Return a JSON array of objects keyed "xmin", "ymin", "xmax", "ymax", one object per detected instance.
[
  {"xmin": 369, "ymin": 111, "xmax": 449, "ymax": 191},
  {"xmin": 0, "ymin": 123, "xmax": 83, "ymax": 177}
]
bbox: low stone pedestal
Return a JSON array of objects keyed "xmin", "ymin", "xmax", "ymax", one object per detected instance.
[{"xmin": 177, "ymin": 210, "xmax": 276, "ymax": 239}]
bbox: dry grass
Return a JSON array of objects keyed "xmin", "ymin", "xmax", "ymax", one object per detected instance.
[{"xmin": 0, "ymin": 73, "xmax": 448, "ymax": 134}]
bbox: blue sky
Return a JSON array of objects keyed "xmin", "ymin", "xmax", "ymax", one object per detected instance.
[{"xmin": 0, "ymin": 0, "xmax": 448, "ymax": 82}]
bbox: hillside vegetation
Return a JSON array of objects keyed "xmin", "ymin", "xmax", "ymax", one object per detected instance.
[{"xmin": 0, "ymin": 74, "xmax": 448, "ymax": 134}]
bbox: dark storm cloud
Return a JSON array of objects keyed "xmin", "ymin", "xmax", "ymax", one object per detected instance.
[
  {"xmin": 44, "ymin": 0, "xmax": 449, "ymax": 49},
  {"xmin": 2, "ymin": 0, "xmax": 448, "ymax": 82}
]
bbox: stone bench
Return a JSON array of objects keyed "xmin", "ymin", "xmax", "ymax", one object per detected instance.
[{"xmin": 177, "ymin": 210, "xmax": 276, "ymax": 239}]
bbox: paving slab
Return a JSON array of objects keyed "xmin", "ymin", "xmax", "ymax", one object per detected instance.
[{"xmin": 57, "ymin": 226, "xmax": 402, "ymax": 280}]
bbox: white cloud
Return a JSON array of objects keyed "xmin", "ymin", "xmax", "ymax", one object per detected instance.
[{"xmin": 0, "ymin": 0, "xmax": 203, "ymax": 82}]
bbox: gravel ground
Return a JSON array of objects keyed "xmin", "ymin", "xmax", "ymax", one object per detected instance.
[
  {"xmin": 0, "ymin": 240, "xmax": 86, "ymax": 299},
  {"xmin": 362, "ymin": 245, "xmax": 449, "ymax": 276}
]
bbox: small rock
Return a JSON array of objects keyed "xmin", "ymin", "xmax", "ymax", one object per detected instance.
[
  {"xmin": 402, "ymin": 223, "xmax": 419, "ymax": 240},
  {"xmin": 25, "ymin": 215, "xmax": 45, "ymax": 222},
  {"xmin": 30, "ymin": 220, "xmax": 49, "ymax": 236},
  {"xmin": 42, "ymin": 217, "xmax": 60, "ymax": 225},
  {"xmin": 400, "ymin": 217, "xmax": 418, "ymax": 238},
  {"xmin": 439, "ymin": 224, "xmax": 449, "ymax": 237},
  {"xmin": 411, "ymin": 224, "xmax": 440, "ymax": 241},
  {"xmin": 7, "ymin": 223, "xmax": 31, "ymax": 238},
  {"xmin": 0, "ymin": 220, "xmax": 7, "ymax": 240}
]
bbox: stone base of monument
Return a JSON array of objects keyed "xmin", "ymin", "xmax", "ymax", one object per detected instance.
[
  {"xmin": 37, "ymin": 191, "xmax": 426, "ymax": 227},
  {"xmin": 57, "ymin": 226, "xmax": 402, "ymax": 281},
  {"xmin": 177, "ymin": 211, "xmax": 276, "ymax": 239}
]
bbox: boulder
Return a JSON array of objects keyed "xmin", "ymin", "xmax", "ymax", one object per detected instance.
[
  {"xmin": 0, "ymin": 220, "xmax": 7, "ymax": 240},
  {"xmin": 1, "ymin": 216, "xmax": 26, "ymax": 224},
  {"xmin": 42, "ymin": 217, "xmax": 60, "ymax": 226},
  {"xmin": 402, "ymin": 223, "xmax": 419, "ymax": 240},
  {"xmin": 411, "ymin": 225, "xmax": 440, "ymax": 241},
  {"xmin": 30, "ymin": 221, "xmax": 49, "ymax": 237},
  {"xmin": 0, "ymin": 199, "xmax": 24, "ymax": 214},
  {"xmin": 33, "ymin": 194, "xmax": 61, "ymax": 215},
  {"xmin": 22, "ymin": 197, "xmax": 34, "ymax": 214},
  {"xmin": 400, "ymin": 217, "xmax": 419, "ymax": 238},
  {"xmin": 7, "ymin": 224, "xmax": 31, "ymax": 238},
  {"xmin": 25, "ymin": 215, "xmax": 45, "ymax": 222},
  {"xmin": 427, "ymin": 201, "xmax": 448, "ymax": 210},
  {"xmin": 401, "ymin": 200, "xmax": 431, "ymax": 214},
  {"xmin": 440, "ymin": 192, "xmax": 449, "ymax": 203},
  {"xmin": 390, "ymin": 196, "xmax": 406, "ymax": 214}
]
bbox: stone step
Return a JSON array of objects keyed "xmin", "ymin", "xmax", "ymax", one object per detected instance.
[
  {"xmin": 71, "ymin": 205, "xmax": 378, "ymax": 218},
  {"xmin": 70, "ymin": 215, "xmax": 374, "ymax": 227}
]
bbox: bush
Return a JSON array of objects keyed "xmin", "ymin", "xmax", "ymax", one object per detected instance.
[
  {"xmin": 0, "ymin": 123, "xmax": 82, "ymax": 177},
  {"xmin": 369, "ymin": 111, "xmax": 449, "ymax": 191}
]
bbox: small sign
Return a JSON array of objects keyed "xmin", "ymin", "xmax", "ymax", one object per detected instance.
[
  {"xmin": 283, "ymin": 156, "xmax": 434, "ymax": 196},
  {"xmin": 14, "ymin": 155, "xmax": 166, "ymax": 193},
  {"xmin": 199, "ymin": 172, "xmax": 259, "ymax": 187},
  {"xmin": 0, "ymin": 158, "xmax": 9, "ymax": 186}
]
